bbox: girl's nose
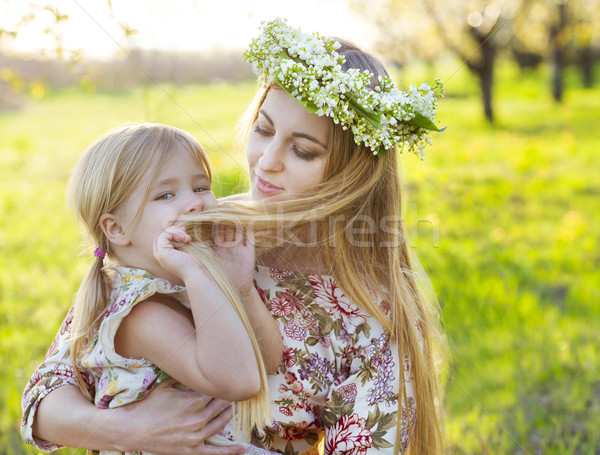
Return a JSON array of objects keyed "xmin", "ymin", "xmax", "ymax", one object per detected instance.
[{"xmin": 184, "ymin": 194, "xmax": 204, "ymax": 214}]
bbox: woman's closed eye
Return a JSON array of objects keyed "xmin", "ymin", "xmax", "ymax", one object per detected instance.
[
  {"xmin": 293, "ymin": 145, "xmax": 317, "ymax": 161},
  {"xmin": 254, "ymin": 125, "xmax": 272, "ymax": 136}
]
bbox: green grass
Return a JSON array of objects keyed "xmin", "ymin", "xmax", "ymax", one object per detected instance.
[{"xmin": 1, "ymin": 61, "xmax": 599, "ymax": 454}]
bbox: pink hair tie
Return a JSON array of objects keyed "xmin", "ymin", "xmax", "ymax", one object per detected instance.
[{"xmin": 94, "ymin": 247, "xmax": 106, "ymax": 259}]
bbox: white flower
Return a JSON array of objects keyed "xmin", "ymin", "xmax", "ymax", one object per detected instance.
[{"xmin": 243, "ymin": 18, "xmax": 444, "ymax": 158}]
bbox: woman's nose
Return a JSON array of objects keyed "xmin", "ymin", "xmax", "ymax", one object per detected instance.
[{"xmin": 258, "ymin": 139, "xmax": 284, "ymax": 173}]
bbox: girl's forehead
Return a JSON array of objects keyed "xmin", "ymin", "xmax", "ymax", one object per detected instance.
[{"xmin": 143, "ymin": 145, "xmax": 211, "ymax": 185}]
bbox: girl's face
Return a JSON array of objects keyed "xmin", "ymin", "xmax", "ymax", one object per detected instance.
[
  {"xmin": 246, "ymin": 88, "xmax": 330, "ymax": 202},
  {"xmin": 109, "ymin": 146, "xmax": 217, "ymax": 282}
]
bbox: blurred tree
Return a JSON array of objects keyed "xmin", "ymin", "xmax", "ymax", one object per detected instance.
[
  {"xmin": 513, "ymin": 0, "xmax": 599, "ymax": 96},
  {"xmin": 348, "ymin": 0, "xmax": 444, "ymax": 66},
  {"xmin": 572, "ymin": 0, "xmax": 600, "ymax": 88},
  {"xmin": 0, "ymin": 1, "xmax": 69, "ymax": 108},
  {"xmin": 0, "ymin": 0, "xmax": 135, "ymax": 109},
  {"xmin": 351, "ymin": 0, "xmax": 524, "ymax": 123},
  {"xmin": 513, "ymin": 0, "xmax": 569, "ymax": 101},
  {"xmin": 549, "ymin": 0, "xmax": 568, "ymax": 101}
]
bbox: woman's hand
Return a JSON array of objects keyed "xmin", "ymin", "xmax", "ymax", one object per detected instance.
[
  {"xmin": 123, "ymin": 379, "xmax": 245, "ymax": 455},
  {"xmin": 213, "ymin": 224, "xmax": 256, "ymax": 295},
  {"xmin": 33, "ymin": 381, "xmax": 244, "ymax": 455}
]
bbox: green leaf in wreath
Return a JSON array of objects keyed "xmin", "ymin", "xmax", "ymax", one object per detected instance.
[
  {"xmin": 376, "ymin": 146, "xmax": 388, "ymax": 157},
  {"xmin": 408, "ymin": 112, "xmax": 445, "ymax": 132},
  {"xmin": 347, "ymin": 94, "xmax": 382, "ymax": 128},
  {"xmin": 274, "ymin": 74, "xmax": 319, "ymax": 114}
]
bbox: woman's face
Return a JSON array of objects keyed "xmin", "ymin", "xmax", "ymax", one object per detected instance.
[{"xmin": 247, "ymin": 88, "xmax": 330, "ymax": 202}]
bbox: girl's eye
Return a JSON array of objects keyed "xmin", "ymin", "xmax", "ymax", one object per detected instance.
[
  {"xmin": 157, "ymin": 192, "xmax": 174, "ymax": 200},
  {"xmin": 293, "ymin": 145, "xmax": 316, "ymax": 161},
  {"xmin": 254, "ymin": 125, "xmax": 272, "ymax": 136},
  {"xmin": 194, "ymin": 187, "xmax": 209, "ymax": 193}
]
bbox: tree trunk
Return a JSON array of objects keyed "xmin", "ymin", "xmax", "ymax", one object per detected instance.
[
  {"xmin": 551, "ymin": 2, "xmax": 567, "ymax": 102},
  {"xmin": 580, "ymin": 46, "xmax": 594, "ymax": 88},
  {"xmin": 552, "ymin": 50, "xmax": 563, "ymax": 102},
  {"xmin": 479, "ymin": 67, "xmax": 494, "ymax": 123},
  {"xmin": 477, "ymin": 36, "xmax": 496, "ymax": 123},
  {"xmin": 468, "ymin": 24, "xmax": 497, "ymax": 123}
]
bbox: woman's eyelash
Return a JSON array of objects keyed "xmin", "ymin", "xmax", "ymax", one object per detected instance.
[
  {"xmin": 254, "ymin": 124, "xmax": 316, "ymax": 160},
  {"xmin": 293, "ymin": 146, "xmax": 316, "ymax": 161},
  {"xmin": 254, "ymin": 125, "xmax": 271, "ymax": 136}
]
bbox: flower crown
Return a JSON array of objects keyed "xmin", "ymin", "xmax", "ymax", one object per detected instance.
[{"xmin": 243, "ymin": 18, "xmax": 445, "ymax": 158}]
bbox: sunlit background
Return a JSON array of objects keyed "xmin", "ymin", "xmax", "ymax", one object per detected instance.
[
  {"xmin": 2, "ymin": 0, "xmax": 372, "ymax": 56},
  {"xmin": 1, "ymin": 0, "xmax": 599, "ymax": 454}
]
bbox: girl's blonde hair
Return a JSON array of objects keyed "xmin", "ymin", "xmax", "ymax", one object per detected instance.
[
  {"xmin": 184, "ymin": 40, "xmax": 446, "ymax": 454},
  {"xmin": 68, "ymin": 123, "xmax": 271, "ymax": 436}
]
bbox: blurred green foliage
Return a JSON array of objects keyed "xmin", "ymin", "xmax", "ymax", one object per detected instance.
[{"xmin": 0, "ymin": 60, "xmax": 598, "ymax": 454}]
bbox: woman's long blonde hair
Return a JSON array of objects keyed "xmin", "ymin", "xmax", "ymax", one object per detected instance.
[
  {"xmin": 68, "ymin": 123, "xmax": 271, "ymax": 436},
  {"xmin": 183, "ymin": 41, "xmax": 446, "ymax": 453}
]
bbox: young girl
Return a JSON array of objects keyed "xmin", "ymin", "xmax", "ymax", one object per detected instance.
[{"xmin": 28, "ymin": 123, "xmax": 282, "ymax": 454}]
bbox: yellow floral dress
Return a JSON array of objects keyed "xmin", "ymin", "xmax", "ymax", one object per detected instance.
[{"xmin": 21, "ymin": 266, "xmax": 271, "ymax": 455}]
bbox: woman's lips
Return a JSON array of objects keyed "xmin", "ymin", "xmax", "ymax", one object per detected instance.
[{"xmin": 256, "ymin": 175, "xmax": 283, "ymax": 195}]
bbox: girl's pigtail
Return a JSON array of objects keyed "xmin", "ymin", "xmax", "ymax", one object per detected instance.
[{"xmin": 68, "ymin": 246, "xmax": 112, "ymax": 401}]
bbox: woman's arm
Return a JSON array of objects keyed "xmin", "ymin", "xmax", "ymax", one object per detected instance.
[{"xmin": 33, "ymin": 382, "xmax": 245, "ymax": 455}]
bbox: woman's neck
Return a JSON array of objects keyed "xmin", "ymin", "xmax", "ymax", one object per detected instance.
[{"xmin": 258, "ymin": 243, "xmax": 330, "ymax": 275}]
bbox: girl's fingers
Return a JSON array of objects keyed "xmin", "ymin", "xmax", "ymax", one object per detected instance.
[
  {"xmin": 154, "ymin": 226, "xmax": 192, "ymax": 262},
  {"xmin": 162, "ymin": 226, "xmax": 192, "ymax": 244}
]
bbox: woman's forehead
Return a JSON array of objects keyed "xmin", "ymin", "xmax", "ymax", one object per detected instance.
[{"xmin": 261, "ymin": 88, "xmax": 330, "ymax": 140}]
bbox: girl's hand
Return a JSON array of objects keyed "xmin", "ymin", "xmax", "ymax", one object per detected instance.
[
  {"xmin": 154, "ymin": 226, "xmax": 202, "ymax": 280},
  {"xmin": 213, "ymin": 224, "xmax": 256, "ymax": 295}
]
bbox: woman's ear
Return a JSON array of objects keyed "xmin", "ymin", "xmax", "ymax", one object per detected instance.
[{"xmin": 100, "ymin": 213, "xmax": 130, "ymax": 246}]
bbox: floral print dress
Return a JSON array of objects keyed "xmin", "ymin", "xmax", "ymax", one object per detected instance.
[
  {"xmin": 21, "ymin": 266, "xmax": 268, "ymax": 455},
  {"xmin": 22, "ymin": 265, "xmax": 416, "ymax": 455},
  {"xmin": 248, "ymin": 266, "xmax": 416, "ymax": 455}
]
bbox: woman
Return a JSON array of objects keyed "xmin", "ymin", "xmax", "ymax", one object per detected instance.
[{"xmin": 22, "ymin": 19, "xmax": 445, "ymax": 455}]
